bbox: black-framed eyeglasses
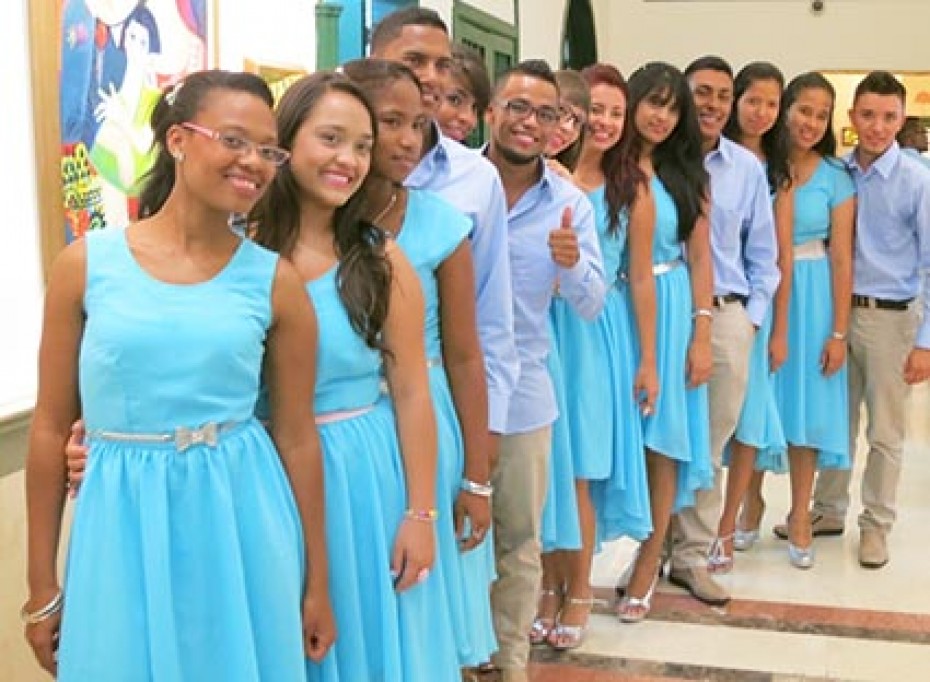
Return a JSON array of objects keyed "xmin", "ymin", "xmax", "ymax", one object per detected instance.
[
  {"xmin": 559, "ymin": 105, "xmax": 587, "ymax": 129},
  {"xmin": 181, "ymin": 122, "xmax": 291, "ymax": 167},
  {"xmin": 495, "ymin": 98, "xmax": 560, "ymax": 127}
]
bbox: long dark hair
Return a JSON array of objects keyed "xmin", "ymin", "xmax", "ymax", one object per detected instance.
[
  {"xmin": 580, "ymin": 63, "xmax": 627, "ymax": 235},
  {"xmin": 724, "ymin": 62, "xmax": 791, "ymax": 191},
  {"xmin": 138, "ymin": 70, "xmax": 274, "ymax": 217},
  {"xmin": 341, "ymin": 58, "xmax": 423, "ymax": 110},
  {"xmin": 253, "ymin": 72, "xmax": 392, "ymax": 352},
  {"xmin": 619, "ymin": 62, "xmax": 707, "ymax": 241},
  {"xmin": 782, "ymin": 72, "xmax": 839, "ymax": 159}
]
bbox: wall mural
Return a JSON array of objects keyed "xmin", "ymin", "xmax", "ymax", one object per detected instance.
[{"xmin": 59, "ymin": 0, "xmax": 211, "ymax": 240}]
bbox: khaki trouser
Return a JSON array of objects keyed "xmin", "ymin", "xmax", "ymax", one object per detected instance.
[
  {"xmin": 671, "ymin": 301, "xmax": 755, "ymax": 568},
  {"xmin": 490, "ymin": 427, "xmax": 551, "ymax": 673},
  {"xmin": 813, "ymin": 305, "xmax": 919, "ymax": 533}
]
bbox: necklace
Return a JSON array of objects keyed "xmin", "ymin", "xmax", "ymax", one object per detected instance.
[{"xmin": 373, "ymin": 189, "xmax": 398, "ymax": 225}]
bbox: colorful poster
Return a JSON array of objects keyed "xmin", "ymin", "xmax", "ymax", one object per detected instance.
[{"xmin": 59, "ymin": 0, "xmax": 210, "ymax": 240}]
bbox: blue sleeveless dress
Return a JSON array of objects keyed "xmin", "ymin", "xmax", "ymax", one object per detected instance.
[
  {"xmin": 544, "ymin": 185, "xmax": 651, "ymax": 547},
  {"xmin": 304, "ymin": 261, "xmax": 459, "ymax": 682},
  {"xmin": 727, "ymin": 175, "xmax": 787, "ymax": 471},
  {"xmin": 540, "ymin": 331, "xmax": 582, "ymax": 552},
  {"xmin": 770, "ymin": 158, "xmax": 855, "ymax": 470},
  {"xmin": 59, "ymin": 228, "xmax": 307, "ymax": 681},
  {"xmin": 583, "ymin": 186, "xmax": 652, "ymax": 544},
  {"xmin": 626, "ymin": 177, "xmax": 713, "ymax": 511},
  {"xmin": 394, "ymin": 189, "xmax": 497, "ymax": 666}
]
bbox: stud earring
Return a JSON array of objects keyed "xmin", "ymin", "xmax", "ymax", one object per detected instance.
[{"xmin": 173, "ymin": 151, "xmax": 185, "ymax": 163}]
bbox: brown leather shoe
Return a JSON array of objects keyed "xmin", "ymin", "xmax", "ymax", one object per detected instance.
[
  {"xmin": 773, "ymin": 513, "xmax": 845, "ymax": 540},
  {"xmin": 859, "ymin": 528, "xmax": 889, "ymax": 569},
  {"xmin": 667, "ymin": 566, "xmax": 730, "ymax": 606}
]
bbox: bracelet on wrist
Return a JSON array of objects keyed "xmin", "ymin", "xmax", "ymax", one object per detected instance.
[
  {"xmin": 20, "ymin": 590, "xmax": 63, "ymax": 625},
  {"xmin": 831, "ymin": 331, "xmax": 847, "ymax": 341},
  {"xmin": 404, "ymin": 508, "xmax": 439, "ymax": 523},
  {"xmin": 692, "ymin": 308, "xmax": 713, "ymax": 321},
  {"xmin": 460, "ymin": 478, "xmax": 493, "ymax": 498}
]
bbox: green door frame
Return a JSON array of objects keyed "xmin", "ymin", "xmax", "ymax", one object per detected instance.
[{"xmin": 452, "ymin": 1, "xmax": 519, "ymax": 145}]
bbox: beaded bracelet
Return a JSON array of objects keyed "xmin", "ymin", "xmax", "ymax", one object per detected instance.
[
  {"xmin": 460, "ymin": 479, "xmax": 493, "ymax": 498},
  {"xmin": 20, "ymin": 590, "xmax": 63, "ymax": 625},
  {"xmin": 404, "ymin": 508, "xmax": 439, "ymax": 523}
]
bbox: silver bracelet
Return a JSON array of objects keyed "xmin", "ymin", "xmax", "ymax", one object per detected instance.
[
  {"xmin": 20, "ymin": 590, "xmax": 63, "ymax": 625},
  {"xmin": 692, "ymin": 308, "xmax": 714, "ymax": 321},
  {"xmin": 460, "ymin": 478, "xmax": 493, "ymax": 498}
]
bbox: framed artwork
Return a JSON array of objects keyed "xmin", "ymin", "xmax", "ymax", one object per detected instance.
[
  {"xmin": 57, "ymin": 0, "xmax": 217, "ymax": 243},
  {"xmin": 243, "ymin": 58, "xmax": 307, "ymax": 104},
  {"xmin": 841, "ymin": 126, "xmax": 859, "ymax": 147}
]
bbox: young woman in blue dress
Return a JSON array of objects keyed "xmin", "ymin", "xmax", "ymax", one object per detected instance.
[
  {"xmin": 341, "ymin": 57, "xmax": 498, "ymax": 671},
  {"xmin": 614, "ymin": 62, "xmax": 714, "ymax": 623},
  {"xmin": 768, "ymin": 73, "xmax": 855, "ymax": 569},
  {"xmin": 254, "ymin": 71, "xmax": 461, "ymax": 680},
  {"xmin": 712, "ymin": 62, "xmax": 792, "ymax": 563},
  {"xmin": 25, "ymin": 70, "xmax": 334, "ymax": 680},
  {"xmin": 531, "ymin": 67, "xmax": 591, "ymax": 649}
]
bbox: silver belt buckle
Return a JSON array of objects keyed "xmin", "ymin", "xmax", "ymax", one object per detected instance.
[{"xmin": 174, "ymin": 422, "xmax": 219, "ymax": 451}]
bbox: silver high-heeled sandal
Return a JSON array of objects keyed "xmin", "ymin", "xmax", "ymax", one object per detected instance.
[
  {"xmin": 547, "ymin": 596, "xmax": 607, "ymax": 650},
  {"xmin": 617, "ymin": 572, "xmax": 659, "ymax": 623},
  {"xmin": 708, "ymin": 533, "xmax": 735, "ymax": 574},
  {"xmin": 528, "ymin": 588, "xmax": 562, "ymax": 645}
]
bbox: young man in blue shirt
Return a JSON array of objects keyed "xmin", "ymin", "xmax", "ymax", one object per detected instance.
[
  {"xmin": 667, "ymin": 56, "xmax": 779, "ymax": 606},
  {"xmin": 483, "ymin": 60, "xmax": 606, "ymax": 682},
  {"xmin": 812, "ymin": 71, "xmax": 930, "ymax": 569}
]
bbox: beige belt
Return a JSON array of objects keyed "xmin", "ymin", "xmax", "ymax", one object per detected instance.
[{"xmin": 794, "ymin": 240, "xmax": 827, "ymax": 260}]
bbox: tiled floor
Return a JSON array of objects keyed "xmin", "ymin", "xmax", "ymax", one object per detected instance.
[{"xmin": 531, "ymin": 384, "xmax": 930, "ymax": 681}]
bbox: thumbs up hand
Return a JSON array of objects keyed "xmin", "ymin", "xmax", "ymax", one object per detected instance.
[{"xmin": 548, "ymin": 206, "xmax": 580, "ymax": 268}]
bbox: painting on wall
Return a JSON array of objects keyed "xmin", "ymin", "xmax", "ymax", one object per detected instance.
[{"xmin": 59, "ymin": 0, "xmax": 214, "ymax": 241}]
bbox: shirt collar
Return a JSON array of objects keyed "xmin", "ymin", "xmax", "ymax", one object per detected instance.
[
  {"xmin": 705, "ymin": 135, "xmax": 735, "ymax": 165},
  {"xmin": 846, "ymin": 141, "xmax": 900, "ymax": 179}
]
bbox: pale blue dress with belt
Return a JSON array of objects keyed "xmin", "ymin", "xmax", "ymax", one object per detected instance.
[
  {"xmin": 301, "ymin": 244, "xmax": 459, "ymax": 682},
  {"xmin": 394, "ymin": 189, "xmax": 497, "ymax": 666},
  {"xmin": 59, "ymin": 228, "xmax": 307, "ymax": 681},
  {"xmin": 729, "ymin": 172, "xmax": 787, "ymax": 471},
  {"xmin": 548, "ymin": 185, "xmax": 652, "ymax": 544},
  {"xmin": 626, "ymin": 177, "xmax": 713, "ymax": 510},
  {"xmin": 770, "ymin": 158, "xmax": 855, "ymax": 470}
]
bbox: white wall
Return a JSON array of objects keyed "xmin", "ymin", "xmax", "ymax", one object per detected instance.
[
  {"xmin": 1, "ymin": 0, "xmax": 43, "ymax": 418},
  {"xmin": 517, "ymin": 0, "xmax": 567, "ymax": 66},
  {"xmin": 217, "ymin": 0, "xmax": 317, "ymax": 72},
  {"xmin": 597, "ymin": 0, "xmax": 929, "ymax": 79}
]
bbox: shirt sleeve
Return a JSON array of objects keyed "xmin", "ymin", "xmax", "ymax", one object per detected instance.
[
  {"xmin": 559, "ymin": 193, "xmax": 607, "ymax": 321},
  {"xmin": 914, "ymin": 177, "xmax": 930, "ymax": 349},
  {"xmin": 471, "ymin": 172, "xmax": 519, "ymax": 433},
  {"xmin": 743, "ymin": 163, "xmax": 781, "ymax": 326}
]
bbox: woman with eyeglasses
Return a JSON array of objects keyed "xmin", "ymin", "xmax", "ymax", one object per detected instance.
[
  {"xmin": 437, "ymin": 43, "xmax": 491, "ymax": 145},
  {"xmin": 531, "ymin": 67, "xmax": 590, "ymax": 649},
  {"xmin": 341, "ymin": 58, "xmax": 498, "ymax": 674},
  {"xmin": 24, "ymin": 70, "xmax": 332, "ymax": 680}
]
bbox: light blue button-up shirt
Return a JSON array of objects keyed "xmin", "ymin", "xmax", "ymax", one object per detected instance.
[
  {"xmin": 845, "ymin": 142, "xmax": 930, "ymax": 349},
  {"xmin": 407, "ymin": 129, "xmax": 520, "ymax": 433},
  {"xmin": 705, "ymin": 136, "xmax": 780, "ymax": 325},
  {"xmin": 902, "ymin": 147, "xmax": 930, "ymax": 172},
  {"xmin": 498, "ymin": 161, "xmax": 607, "ymax": 434}
]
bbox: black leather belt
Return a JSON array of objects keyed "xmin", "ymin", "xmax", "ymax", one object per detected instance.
[
  {"xmin": 713, "ymin": 293, "xmax": 748, "ymax": 307},
  {"xmin": 851, "ymin": 294, "xmax": 913, "ymax": 311}
]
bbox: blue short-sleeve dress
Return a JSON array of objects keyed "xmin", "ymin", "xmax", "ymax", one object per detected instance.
[{"xmin": 770, "ymin": 158, "xmax": 855, "ymax": 470}]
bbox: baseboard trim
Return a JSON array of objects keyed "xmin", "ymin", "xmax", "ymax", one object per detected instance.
[{"xmin": 0, "ymin": 408, "xmax": 32, "ymax": 477}]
